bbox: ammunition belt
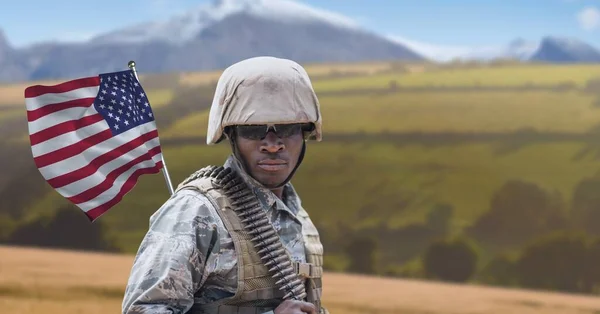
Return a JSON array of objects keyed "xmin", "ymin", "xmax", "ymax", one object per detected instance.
[{"xmin": 190, "ymin": 165, "xmax": 308, "ymax": 301}]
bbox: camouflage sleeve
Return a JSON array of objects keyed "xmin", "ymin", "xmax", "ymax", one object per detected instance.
[{"xmin": 121, "ymin": 190, "xmax": 221, "ymax": 314}]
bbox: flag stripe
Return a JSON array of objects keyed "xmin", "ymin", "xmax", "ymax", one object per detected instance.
[
  {"xmin": 27, "ymin": 97, "xmax": 97, "ymax": 122},
  {"xmin": 31, "ymin": 116, "xmax": 109, "ymax": 157},
  {"xmin": 73, "ymin": 148, "xmax": 163, "ymax": 210},
  {"xmin": 28, "ymin": 107, "xmax": 98, "ymax": 136},
  {"xmin": 24, "ymin": 78, "xmax": 100, "ymax": 99},
  {"xmin": 85, "ymin": 160, "xmax": 164, "ymax": 221},
  {"xmin": 48, "ymin": 134, "xmax": 161, "ymax": 192},
  {"xmin": 37, "ymin": 125, "xmax": 158, "ymax": 180},
  {"xmin": 34, "ymin": 129, "xmax": 114, "ymax": 169},
  {"xmin": 30, "ymin": 113, "xmax": 105, "ymax": 146}
]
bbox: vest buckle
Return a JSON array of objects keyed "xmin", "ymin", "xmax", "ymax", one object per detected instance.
[{"xmin": 294, "ymin": 262, "xmax": 313, "ymax": 278}]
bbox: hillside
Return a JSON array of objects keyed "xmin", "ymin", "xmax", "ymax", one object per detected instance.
[
  {"xmin": 2, "ymin": 61, "xmax": 600, "ymax": 297},
  {"xmin": 2, "ymin": 245, "xmax": 600, "ymax": 314}
]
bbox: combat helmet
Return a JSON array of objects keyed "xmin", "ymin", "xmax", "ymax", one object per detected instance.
[{"xmin": 206, "ymin": 56, "xmax": 323, "ymax": 188}]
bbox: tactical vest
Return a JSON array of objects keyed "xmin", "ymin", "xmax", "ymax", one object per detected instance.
[{"xmin": 175, "ymin": 166, "xmax": 327, "ymax": 314}]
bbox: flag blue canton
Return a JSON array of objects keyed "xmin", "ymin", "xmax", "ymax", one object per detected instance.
[{"xmin": 93, "ymin": 70, "xmax": 155, "ymax": 136}]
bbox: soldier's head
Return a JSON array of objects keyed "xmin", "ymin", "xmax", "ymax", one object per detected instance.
[{"xmin": 206, "ymin": 56, "xmax": 322, "ymax": 190}]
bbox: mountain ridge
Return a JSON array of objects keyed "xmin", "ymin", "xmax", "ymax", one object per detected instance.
[{"xmin": 1, "ymin": 0, "xmax": 599, "ymax": 83}]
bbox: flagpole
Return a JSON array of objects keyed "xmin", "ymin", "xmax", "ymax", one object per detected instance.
[{"xmin": 128, "ymin": 60, "xmax": 175, "ymax": 196}]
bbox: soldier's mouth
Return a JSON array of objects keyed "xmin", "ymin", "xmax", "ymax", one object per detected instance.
[{"xmin": 257, "ymin": 159, "xmax": 287, "ymax": 171}]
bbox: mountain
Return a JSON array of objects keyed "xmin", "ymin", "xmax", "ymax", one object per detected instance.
[
  {"xmin": 529, "ymin": 36, "xmax": 600, "ymax": 63},
  {"xmin": 0, "ymin": 0, "xmax": 424, "ymax": 83},
  {"xmin": 0, "ymin": 29, "xmax": 30, "ymax": 82},
  {"xmin": 387, "ymin": 35, "xmax": 600, "ymax": 64}
]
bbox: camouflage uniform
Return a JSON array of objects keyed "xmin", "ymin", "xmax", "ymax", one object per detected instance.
[
  {"xmin": 122, "ymin": 155, "xmax": 323, "ymax": 313},
  {"xmin": 122, "ymin": 56, "xmax": 327, "ymax": 314}
]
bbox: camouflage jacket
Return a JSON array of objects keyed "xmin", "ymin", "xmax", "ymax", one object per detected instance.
[{"xmin": 121, "ymin": 155, "xmax": 319, "ymax": 314}]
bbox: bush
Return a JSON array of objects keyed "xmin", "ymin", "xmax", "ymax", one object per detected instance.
[
  {"xmin": 467, "ymin": 180, "xmax": 567, "ymax": 248},
  {"xmin": 344, "ymin": 235, "xmax": 379, "ymax": 275},
  {"xmin": 423, "ymin": 237, "xmax": 479, "ymax": 283},
  {"xmin": 5, "ymin": 205, "xmax": 119, "ymax": 252},
  {"xmin": 477, "ymin": 252, "xmax": 518, "ymax": 287},
  {"xmin": 515, "ymin": 231, "xmax": 588, "ymax": 293},
  {"xmin": 571, "ymin": 176, "xmax": 600, "ymax": 235}
]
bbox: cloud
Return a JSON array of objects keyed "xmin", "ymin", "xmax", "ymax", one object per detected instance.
[
  {"xmin": 49, "ymin": 31, "xmax": 97, "ymax": 43},
  {"xmin": 577, "ymin": 6, "xmax": 600, "ymax": 31}
]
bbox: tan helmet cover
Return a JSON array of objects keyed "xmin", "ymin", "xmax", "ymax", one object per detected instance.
[{"xmin": 206, "ymin": 56, "xmax": 322, "ymax": 145}]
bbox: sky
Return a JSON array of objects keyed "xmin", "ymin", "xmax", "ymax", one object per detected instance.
[{"xmin": 1, "ymin": 0, "xmax": 599, "ymax": 49}]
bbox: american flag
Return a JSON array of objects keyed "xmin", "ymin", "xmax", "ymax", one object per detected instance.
[{"xmin": 24, "ymin": 69, "xmax": 164, "ymax": 222}]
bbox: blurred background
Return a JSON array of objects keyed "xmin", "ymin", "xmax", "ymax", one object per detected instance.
[{"xmin": 1, "ymin": 0, "xmax": 600, "ymax": 313}]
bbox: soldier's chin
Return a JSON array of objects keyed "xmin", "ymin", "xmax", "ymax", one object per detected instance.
[{"xmin": 258, "ymin": 176, "xmax": 286, "ymax": 189}]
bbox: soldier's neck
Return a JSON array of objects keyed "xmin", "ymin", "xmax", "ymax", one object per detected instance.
[{"xmin": 271, "ymin": 187, "xmax": 284, "ymax": 199}]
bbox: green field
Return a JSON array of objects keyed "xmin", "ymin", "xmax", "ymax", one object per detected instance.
[
  {"xmin": 2, "ymin": 61, "xmax": 600, "ymax": 289},
  {"xmin": 312, "ymin": 63, "xmax": 600, "ymax": 91}
]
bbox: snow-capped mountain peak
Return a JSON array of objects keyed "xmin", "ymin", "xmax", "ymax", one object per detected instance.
[
  {"xmin": 386, "ymin": 35, "xmax": 540, "ymax": 62},
  {"xmin": 91, "ymin": 0, "xmax": 361, "ymax": 45}
]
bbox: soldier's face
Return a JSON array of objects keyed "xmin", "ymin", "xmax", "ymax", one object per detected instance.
[{"xmin": 234, "ymin": 124, "xmax": 306, "ymax": 189}]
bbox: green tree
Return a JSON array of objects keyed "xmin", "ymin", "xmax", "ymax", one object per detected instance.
[
  {"xmin": 467, "ymin": 180, "xmax": 567, "ymax": 248},
  {"xmin": 571, "ymin": 176, "xmax": 600, "ymax": 235},
  {"xmin": 344, "ymin": 235, "xmax": 378, "ymax": 275},
  {"xmin": 477, "ymin": 252, "xmax": 518, "ymax": 287},
  {"xmin": 6, "ymin": 205, "xmax": 118, "ymax": 252},
  {"xmin": 515, "ymin": 231, "xmax": 588, "ymax": 293},
  {"xmin": 423, "ymin": 237, "xmax": 479, "ymax": 283}
]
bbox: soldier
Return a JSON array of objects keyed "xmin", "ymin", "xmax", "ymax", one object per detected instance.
[{"xmin": 122, "ymin": 56, "xmax": 328, "ymax": 314}]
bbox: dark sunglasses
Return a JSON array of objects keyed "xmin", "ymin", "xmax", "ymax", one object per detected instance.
[{"xmin": 234, "ymin": 123, "xmax": 313, "ymax": 140}]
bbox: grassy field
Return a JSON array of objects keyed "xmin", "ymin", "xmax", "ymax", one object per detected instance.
[
  {"xmin": 19, "ymin": 139, "xmax": 600, "ymax": 253},
  {"xmin": 161, "ymin": 90, "xmax": 599, "ymax": 138},
  {"xmin": 312, "ymin": 64, "xmax": 600, "ymax": 92},
  {"xmin": 2, "ymin": 245, "xmax": 600, "ymax": 314}
]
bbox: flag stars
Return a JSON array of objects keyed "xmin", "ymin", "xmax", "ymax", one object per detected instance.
[{"xmin": 95, "ymin": 70, "xmax": 154, "ymax": 135}]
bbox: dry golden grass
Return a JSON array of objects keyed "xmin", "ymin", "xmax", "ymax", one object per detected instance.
[{"xmin": 2, "ymin": 245, "xmax": 600, "ymax": 314}]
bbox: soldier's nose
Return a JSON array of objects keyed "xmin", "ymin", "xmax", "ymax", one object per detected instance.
[{"xmin": 261, "ymin": 132, "xmax": 285, "ymax": 153}]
